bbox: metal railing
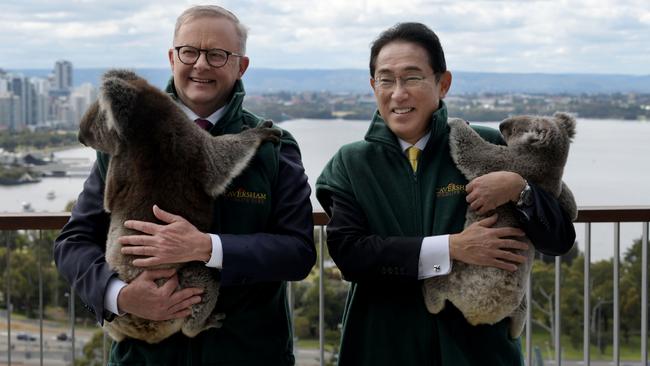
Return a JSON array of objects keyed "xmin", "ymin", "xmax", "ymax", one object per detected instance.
[{"xmin": 1, "ymin": 208, "xmax": 649, "ymax": 366}]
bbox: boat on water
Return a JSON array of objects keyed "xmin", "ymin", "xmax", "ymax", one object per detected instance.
[
  {"xmin": 21, "ymin": 202, "xmax": 34, "ymax": 212},
  {"xmin": 46, "ymin": 191, "xmax": 56, "ymax": 200}
]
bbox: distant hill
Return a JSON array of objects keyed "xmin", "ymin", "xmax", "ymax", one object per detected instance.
[{"xmin": 9, "ymin": 68, "xmax": 650, "ymax": 94}]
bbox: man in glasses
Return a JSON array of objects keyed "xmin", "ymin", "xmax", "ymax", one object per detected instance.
[
  {"xmin": 316, "ymin": 23, "xmax": 576, "ymax": 365},
  {"xmin": 55, "ymin": 5, "xmax": 315, "ymax": 365}
]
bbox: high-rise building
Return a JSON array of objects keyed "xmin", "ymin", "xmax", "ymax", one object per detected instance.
[
  {"xmin": 8, "ymin": 75, "xmax": 39, "ymax": 126},
  {"xmin": 31, "ymin": 78, "xmax": 50, "ymax": 125},
  {"xmin": 71, "ymin": 82, "xmax": 97, "ymax": 124},
  {"xmin": 54, "ymin": 60, "xmax": 73, "ymax": 92},
  {"xmin": 0, "ymin": 92, "xmax": 22, "ymax": 130}
]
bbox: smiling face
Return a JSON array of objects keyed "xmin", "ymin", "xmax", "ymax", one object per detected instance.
[
  {"xmin": 168, "ymin": 16, "xmax": 249, "ymax": 117},
  {"xmin": 370, "ymin": 41, "xmax": 451, "ymax": 145}
]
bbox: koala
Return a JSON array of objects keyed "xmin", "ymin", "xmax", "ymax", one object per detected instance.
[
  {"xmin": 78, "ymin": 69, "xmax": 281, "ymax": 344},
  {"xmin": 422, "ymin": 112, "xmax": 577, "ymax": 338}
]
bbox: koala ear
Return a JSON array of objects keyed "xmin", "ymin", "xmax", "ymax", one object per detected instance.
[
  {"xmin": 498, "ymin": 117, "xmax": 518, "ymax": 140},
  {"xmin": 103, "ymin": 68, "xmax": 139, "ymax": 82},
  {"xmin": 98, "ymin": 77, "xmax": 138, "ymax": 138},
  {"xmin": 554, "ymin": 112, "xmax": 576, "ymax": 141}
]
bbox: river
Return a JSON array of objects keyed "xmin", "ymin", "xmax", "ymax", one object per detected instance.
[{"xmin": 1, "ymin": 118, "xmax": 648, "ymax": 261}]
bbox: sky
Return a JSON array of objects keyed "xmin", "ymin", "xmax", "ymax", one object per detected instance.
[{"xmin": 1, "ymin": 0, "xmax": 649, "ymax": 74}]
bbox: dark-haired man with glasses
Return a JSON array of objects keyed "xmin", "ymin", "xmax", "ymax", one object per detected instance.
[
  {"xmin": 54, "ymin": 5, "xmax": 315, "ymax": 365},
  {"xmin": 316, "ymin": 22, "xmax": 575, "ymax": 365}
]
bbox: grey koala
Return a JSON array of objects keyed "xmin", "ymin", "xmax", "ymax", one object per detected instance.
[
  {"xmin": 78, "ymin": 69, "xmax": 281, "ymax": 344},
  {"xmin": 422, "ymin": 113, "xmax": 577, "ymax": 338}
]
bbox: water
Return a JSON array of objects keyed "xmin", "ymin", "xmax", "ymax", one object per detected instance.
[{"xmin": 1, "ymin": 118, "xmax": 649, "ymax": 260}]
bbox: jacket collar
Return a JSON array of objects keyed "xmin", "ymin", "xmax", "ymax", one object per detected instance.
[
  {"xmin": 364, "ymin": 100, "xmax": 449, "ymax": 151},
  {"xmin": 165, "ymin": 77, "xmax": 247, "ymax": 135}
]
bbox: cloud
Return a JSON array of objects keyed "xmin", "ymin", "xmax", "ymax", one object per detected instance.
[{"xmin": 0, "ymin": 0, "xmax": 648, "ymax": 74}]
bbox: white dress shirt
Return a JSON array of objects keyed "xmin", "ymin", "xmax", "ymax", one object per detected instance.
[{"xmin": 397, "ymin": 133, "xmax": 452, "ymax": 279}]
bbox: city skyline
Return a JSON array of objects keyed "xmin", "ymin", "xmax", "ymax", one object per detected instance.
[{"xmin": 1, "ymin": 0, "xmax": 649, "ymax": 75}]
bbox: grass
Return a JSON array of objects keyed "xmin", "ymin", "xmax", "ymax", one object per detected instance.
[
  {"xmin": 296, "ymin": 338, "xmax": 337, "ymax": 352},
  {"xmin": 523, "ymin": 330, "xmax": 649, "ymax": 361},
  {"xmin": 298, "ymin": 331, "xmax": 648, "ymax": 362}
]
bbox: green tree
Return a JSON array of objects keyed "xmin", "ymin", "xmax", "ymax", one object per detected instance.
[
  {"xmin": 620, "ymin": 238, "xmax": 647, "ymax": 345},
  {"xmin": 590, "ymin": 259, "xmax": 614, "ymax": 354},
  {"xmin": 75, "ymin": 330, "xmax": 110, "ymax": 366},
  {"xmin": 530, "ymin": 259, "xmax": 556, "ymax": 345}
]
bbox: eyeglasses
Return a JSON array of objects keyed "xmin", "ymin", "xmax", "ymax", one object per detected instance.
[
  {"xmin": 373, "ymin": 74, "xmax": 430, "ymax": 91},
  {"xmin": 174, "ymin": 45, "xmax": 243, "ymax": 68}
]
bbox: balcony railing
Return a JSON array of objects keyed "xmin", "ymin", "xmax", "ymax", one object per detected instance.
[{"xmin": 1, "ymin": 207, "xmax": 649, "ymax": 366}]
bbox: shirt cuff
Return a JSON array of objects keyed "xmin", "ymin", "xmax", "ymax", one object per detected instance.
[
  {"xmin": 104, "ymin": 277, "xmax": 127, "ymax": 316},
  {"xmin": 205, "ymin": 233, "xmax": 223, "ymax": 269},
  {"xmin": 418, "ymin": 234, "xmax": 452, "ymax": 279}
]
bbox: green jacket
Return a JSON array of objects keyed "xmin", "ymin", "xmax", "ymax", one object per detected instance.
[
  {"xmin": 101, "ymin": 79, "xmax": 305, "ymax": 366},
  {"xmin": 316, "ymin": 103, "xmax": 523, "ymax": 366}
]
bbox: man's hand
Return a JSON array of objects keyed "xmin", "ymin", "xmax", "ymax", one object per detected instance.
[
  {"xmin": 117, "ymin": 268, "xmax": 203, "ymax": 321},
  {"xmin": 466, "ymin": 171, "xmax": 526, "ymax": 215},
  {"xmin": 119, "ymin": 205, "xmax": 212, "ymax": 267},
  {"xmin": 449, "ymin": 214, "xmax": 529, "ymax": 272}
]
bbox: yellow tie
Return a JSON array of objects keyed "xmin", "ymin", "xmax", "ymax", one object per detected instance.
[{"xmin": 407, "ymin": 146, "xmax": 421, "ymax": 172}]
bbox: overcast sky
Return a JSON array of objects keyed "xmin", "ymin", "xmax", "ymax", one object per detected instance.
[{"xmin": 1, "ymin": 0, "xmax": 649, "ymax": 74}]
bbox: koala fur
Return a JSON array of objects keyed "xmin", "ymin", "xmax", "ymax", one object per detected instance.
[
  {"xmin": 78, "ymin": 69, "xmax": 281, "ymax": 344},
  {"xmin": 421, "ymin": 113, "xmax": 577, "ymax": 338}
]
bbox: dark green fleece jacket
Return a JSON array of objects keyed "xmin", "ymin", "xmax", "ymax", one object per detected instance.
[{"xmin": 316, "ymin": 103, "xmax": 524, "ymax": 366}]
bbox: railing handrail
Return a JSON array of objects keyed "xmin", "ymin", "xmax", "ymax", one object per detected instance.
[{"xmin": 1, "ymin": 206, "xmax": 649, "ymax": 230}]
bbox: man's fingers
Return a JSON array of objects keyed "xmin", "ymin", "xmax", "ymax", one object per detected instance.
[
  {"xmin": 170, "ymin": 287, "xmax": 204, "ymax": 302},
  {"xmin": 475, "ymin": 205, "xmax": 490, "ymax": 215},
  {"xmin": 131, "ymin": 257, "xmax": 161, "ymax": 267},
  {"xmin": 167, "ymin": 309, "xmax": 193, "ymax": 320},
  {"xmin": 167, "ymin": 294, "xmax": 202, "ymax": 314},
  {"xmin": 118, "ymin": 235, "xmax": 156, "ymax": 247},
  {"xmin": 494, "ymin": 227, "xmax": 526, "ymax": 239},
  {"xmin": 123, "ymin": 220, "xmax": 160, "ymax": 235},
  {"xmin": 153, "ymin": 205, "xmax": 182, "ymax": 224},
  {"xmin": 121, "ymin": 243, "xmax": 156, "ymax": 255},
  {"xmin": 477, "ymin": 213, "xmax": 498, "ymax": 227},
  {"xmin": 492, "ymin": 260, "xmax": 518, "ymax": 272},
  {"xmin": 466, "ymin": 180, "xmax": 475, "ymax": 193},
  {"xmin": 495, "ymin": 249, "xmax": 528, "ymax": 264},
  {"xmin": 499, "ymin": 238, "xmax": 529, "ymax": 251},
  {"xmin": 159, "ymin": 274, "xmax": 180, "ymax": 294}
]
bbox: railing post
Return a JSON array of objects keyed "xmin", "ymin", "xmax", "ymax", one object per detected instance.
[
  {"xmin": 38, "ymin": 231, "xmax": 44, "ymax": 366},
  {"xmin": 613, "ymin": 222, "xmax": 620, "ymax": 366},
  {"xmin": 318, "ymin": 226, "xmax": 325, "ymax": 366},
  {"xmin": 5, "ymin": 232, "xmax": 11, "ymax": 366},
  {"xmin": 642, "ymin": 221, "xmax": 648, "ymax": 366},
  {"xmin": 555, "ymin": 256, "xmax": 561, "ymax": 366},
  {"xmin": 583, "ymin": 223, "xmax": 591, "ymax": 365},
  {"xmin": 526, "ymin": 274, "xmax": 532, "ymax": 366}
]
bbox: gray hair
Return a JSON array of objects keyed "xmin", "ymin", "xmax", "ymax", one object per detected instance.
[{"xmin": 173, "ymin": 5, "xmax": 248, "ymax": 54}]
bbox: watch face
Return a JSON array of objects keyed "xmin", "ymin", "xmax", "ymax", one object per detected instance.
[
  {"xmin": 522, "ymin": 185, "xmax": 533, "ymax": 206},
  {"xmin": 517, "ymin": 183, "xmax": 533, "ymax": 207}
]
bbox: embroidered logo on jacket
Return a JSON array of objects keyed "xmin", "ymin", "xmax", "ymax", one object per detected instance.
[
  {"xmin": 436, "ymin": 183, "xmax": 466, "ymax": 197},
  {"xmin": 223, "ymin": 187, "xmax": 268, "ymax": 204}
]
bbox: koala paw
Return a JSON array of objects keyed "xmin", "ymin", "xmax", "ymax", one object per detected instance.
[{"xmin": 255, "ymin": 120, "xmax": 282, "ymax": 143}]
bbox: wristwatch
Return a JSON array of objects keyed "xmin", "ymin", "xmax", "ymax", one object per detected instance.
[{"xmin": 516, "ymin": 179, "xmax": 533, "ymax": 207}]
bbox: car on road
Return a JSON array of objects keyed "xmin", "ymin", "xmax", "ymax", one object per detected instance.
[
  {"xmin": 56, "ymin": 332, "xmax": 69, "ymax": 341},
  {"xmin": 16, "ymin": 332, "xmax": 37, "ymax": 341}
]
